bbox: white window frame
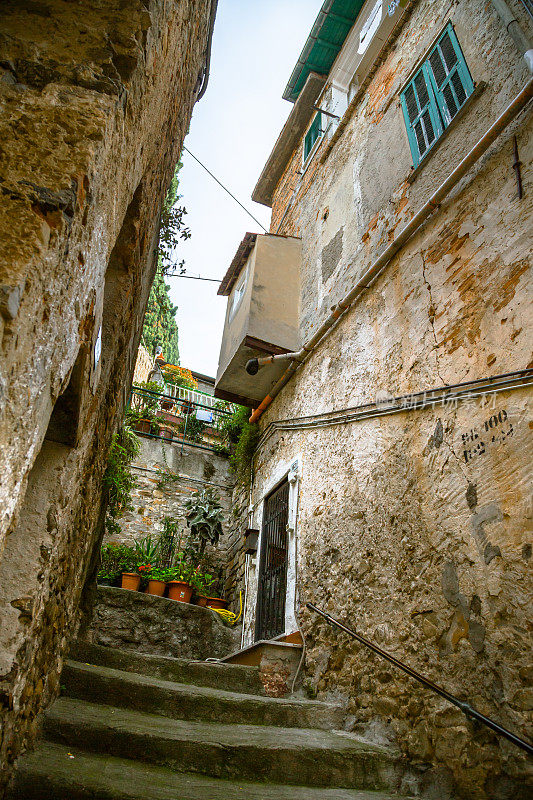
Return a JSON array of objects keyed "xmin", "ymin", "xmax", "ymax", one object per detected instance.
[{"xmin": 229, "ymin": 265, "xmax": 248, "ymax": 321}]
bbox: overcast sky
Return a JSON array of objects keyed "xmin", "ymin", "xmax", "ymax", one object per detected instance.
[{"xmin": 170, "ymin": 0, "xmax": 320, "ymax": 377}]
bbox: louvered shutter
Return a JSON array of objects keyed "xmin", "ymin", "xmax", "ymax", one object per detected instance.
[
  {"xmin": 427, "ymin": 25, "xmax": 474, "ymax": 126},
  {"xmin": 304, "ymin": 112, "xmax": 322, "ymax": 162},
  {"xmin": 400, "ymin": 64, "xmax": 443, "ymax": 167}
]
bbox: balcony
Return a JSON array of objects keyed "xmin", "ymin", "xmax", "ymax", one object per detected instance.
[
  {"xmin": 127, "ymin": 385, "xmax": 233, "ymax": 452},
  {"xmin": 215, "ymin": 233, "xmax": 301, "ymax": 406}
]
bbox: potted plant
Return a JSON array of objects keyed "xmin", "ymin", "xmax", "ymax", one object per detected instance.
[
  {"xmin": 191, "ymin": 570, "xmax": 217, "ymax": 607},
  {"xmin": 203, "ymin": 573, "xmax": 228, "ymax": 610},
  {"xmin": 98, "ymin": 543, "xmax": 136, "ymax": 587},
  {"xmin": 167, "ymin": 554, "xmax": 194, "ymax": 603},
  {"xmin": 158, "ymin": 424, "xmax": 174, "ymax": 440},
  {"xmin": 145, "ymin": 566, "xmax": 171, "ymax": 596},
  {"xmin": 135, "ymin": 418, "xmax": 153, "ymax": 434},
  {"xmin": 136, "ymin": 562, "xmax": 152, "ymax": 589},
  {"xmin": 121, "ymin": 570, "xmax": 141, "ymax": 591},
  {"xmin": 160, "ymin": 396, "xmax": 175, "ymax": 411}
]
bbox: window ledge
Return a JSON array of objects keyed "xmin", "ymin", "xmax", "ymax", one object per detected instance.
[{"xmin": 406, "ymin": 81, "xmax": 487, "ymax": 184}]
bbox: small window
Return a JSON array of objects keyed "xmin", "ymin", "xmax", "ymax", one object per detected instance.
[
  {"xmin": 303, "ymin": 112, "xmax": 323, "ymax": 162},
  {"xmin": 400, "ymin": 24, "xmax": 474, "ymax": 167},
  {"xmin": 229, "ymin": 267, "xmax": 248, "ymax": 320}
]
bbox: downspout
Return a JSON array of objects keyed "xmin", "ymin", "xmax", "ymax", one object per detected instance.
[
  {"xmin": 490, "ymin": 0, "xmax": 533, "ymax": 73},
  {"xmin": 248, "ymin": 76, "xmax": 533, "ymax": 423},
  {"xmin": 196, "ymin": 0, "xmax": 218, "ymax": 101}
]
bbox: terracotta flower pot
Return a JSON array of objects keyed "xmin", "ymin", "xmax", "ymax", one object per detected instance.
[
  {"xmin": 196, "ymin": 595, "xmax": 208, "ymax": 607},
  {"xmin": 146, "ymin": 579, "xmax": 166, "ymax": 597},
  {"xmin": 121, "ymin": 572, "xmax": 141, "ymax": 591},
  {"xmin": 167, "ymin": 580, "xmax": 194, "ymax": 603},
  {"xmin": 205, "ymin": 597, "xmax": 228, "ymax": 610},
  {"xmin": 158, "ymin": 425, "xmax": 173, "ymax": 440},
  {"xmin": 134, "ymin": 419, "xmax": 152, "ymax": 434}
]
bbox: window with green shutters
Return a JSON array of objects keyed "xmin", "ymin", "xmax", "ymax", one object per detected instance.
[
  {"xmin": 303, "ymin": 112, "xmax": 323, "ymax": 163},
  {"xmin": 400, "ymin": 24, "xmax": 474, "ymax": 167}
]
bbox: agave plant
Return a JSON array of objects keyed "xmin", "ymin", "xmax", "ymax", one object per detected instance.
[
  {"xmin": 183, "ymin": 488, "xmax": 224, "ymax": 556},
  {"xmin": 134, "ymin": 535, "xmax": 160, "ymax": 565}
]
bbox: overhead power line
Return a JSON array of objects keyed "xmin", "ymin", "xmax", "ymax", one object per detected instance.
[
  {"xmin": 165, "ymin": 272, "xmax": 220, "ymax": 282},
  {"xmin": 182, "ymin": 145, "xmax": 268, "ymax": 233}
]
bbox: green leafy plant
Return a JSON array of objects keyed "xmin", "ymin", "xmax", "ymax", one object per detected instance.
[
  {"xmin": 191, "ymin": 569, "xmax": 218, "ymax": 597},
  {"xmin": 103, "ymin": 425, "xmax": 141, "ymax": 536},
  {"xmin": 134, "ymin": 535, "xmax": 160, "ymax": 565},
  {"xmin": 183, "ymin": 488, "xmax": 224, "ymax": 556},
  {"xmin": 168, "ymin": 555, "xmax": 194, "ymax": 583},
  {"xmin": 97, "ymin": 543, "xmax": 137, "ymax": 584},
  {"xmin": 178, "ymin": 413, "xmax": 206, "ymax": 443},
  {"xmin": 149, "ymin": 566, "xmax": 174, "ymax": 582}
]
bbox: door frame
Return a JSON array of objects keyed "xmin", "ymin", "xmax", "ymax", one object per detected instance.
[{"xmin": 253, "ymin": 456, "xmax": 301, "ymax": 641}]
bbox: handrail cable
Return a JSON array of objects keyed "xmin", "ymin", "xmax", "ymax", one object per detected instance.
[{"xmin": 306, "ymin": 603, "xmax": 533, "ymax": 755}]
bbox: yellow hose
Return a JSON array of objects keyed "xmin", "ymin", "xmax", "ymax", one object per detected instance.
[{"xmin": 209, "ymin": 591, "xmax": 242, "ymax": 626}]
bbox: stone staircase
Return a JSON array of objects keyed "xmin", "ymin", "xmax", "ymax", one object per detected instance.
[{"xmin": 8, "ymin": 641, "xmax": 415, "ymax": 799}]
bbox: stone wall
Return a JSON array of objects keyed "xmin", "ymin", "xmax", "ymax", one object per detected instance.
[
  {"xmin": 240, "ymin": 1, "xmax": 532, "ymax": 798},
  {"xmin": 85, "ymin": 587, "xmax": 238, "ymax": 660},
  {"xmin": 0, "ymin": 0, "xmax": 213, "ymax": 791},
  {"xmin": 132, "ymin": 342, "xmax": 153, "ymax": 385},
  {"xmin": 104, "ymin": 436, "xmax": 233, "ymax": 576}
]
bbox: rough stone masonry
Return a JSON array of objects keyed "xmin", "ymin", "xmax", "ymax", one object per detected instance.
[
  {"xmin": 232, "ymin": 1, "xmax": 533, "ymax": 798},
  {"xmin": 0, "ymin": 0, "xmax": 213, "ymax": 791}
]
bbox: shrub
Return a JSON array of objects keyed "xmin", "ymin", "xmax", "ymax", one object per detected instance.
[{"xmin": 97, "ymin": 543, "xmax": 137, "ymax": 584}]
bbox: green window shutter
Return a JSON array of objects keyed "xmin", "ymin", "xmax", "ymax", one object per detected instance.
[
  {"xmin": 400, "ymin": 65, "xmax": 443, "ymax": 167},
  {"xmin": 304, "ymin": 112, "xmax": 322, "ymax": 162},
  {"xmin": 427, "ymin": 24, "xmax": 474, "ymax": 126}
]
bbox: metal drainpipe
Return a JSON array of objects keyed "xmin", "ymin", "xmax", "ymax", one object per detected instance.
[
  {"xmin": 196, "ymin": 0, "xmax": 219, "ymax": 101},
  {"xmin": 249, "ymin": 77, "xmax": 533, "ymax": 423},
  {"xmin": 490, "ymin": 0, "xmax": 533, "ymax": 73}
]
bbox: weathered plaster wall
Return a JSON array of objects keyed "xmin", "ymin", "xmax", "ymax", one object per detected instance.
[
  {"xmin": 0, "ymin": 0, "xmax": 212, "ymax": 791},
  {"xmin": 104, "ymin": 436, "xmax": 233, "ymax": 574},
  {"xmin": 242, "ymin": 1, "xmax": 532, "ymax": 797}
]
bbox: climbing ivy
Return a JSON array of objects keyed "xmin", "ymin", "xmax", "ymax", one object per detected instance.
[
  {"xmin": 218, "ymin": 406, "xmax": 260, "ymax": 486},
  {"xmin": 103, "ymin": 424, "xmax": 141, "ymax": 536}
]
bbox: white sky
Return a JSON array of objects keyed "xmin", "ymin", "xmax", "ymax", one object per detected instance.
[{"xmin": 170, "ymin": 0, "xmax": 320, "ymax": 378}]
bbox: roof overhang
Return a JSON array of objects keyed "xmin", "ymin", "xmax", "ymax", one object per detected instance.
[
  {"xmin": 283, "ymin": 0, "xmax": 364, "ymax": 103},
  {"xmin": 252, "ymin": 72, "xmax": 326, "ymax": 208},
  {"xmin": 218, "ymin": 232, "xmax": 257, "ymax": 296}
]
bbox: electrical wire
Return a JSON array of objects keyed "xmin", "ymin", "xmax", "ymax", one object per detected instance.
[
  {"xmin": 164, "ymin": 273, "xmax": 221, "ymax": 282},
  {"xmin": 183, "ymin": 146, "xmax": 268, "ymax": 233},
  {"xmin": 256, "ymin": 369, "xmax": 533, "ymax": 451}
]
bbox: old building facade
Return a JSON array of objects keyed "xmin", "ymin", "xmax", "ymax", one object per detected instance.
[
  {"xmin": 216, "ymin": 0, "xmax": 532, "ymax": 796},
  {"xmin": 0, "ymin": 0, "xmax": 215, "ymax": 790}
]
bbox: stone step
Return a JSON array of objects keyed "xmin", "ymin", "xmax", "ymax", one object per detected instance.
[
  {"xmin": 69, "ymin": 640, "xmax": 265, "ymax": 695},
  {"xmin": 62, "ymin": 659, "xmax": 344, "ymax": 730},
  {"xmin": 43, "ymin": 697, "xmax": 401, "ymax": 790},
  {"xmin": 8, "ymin": 741, "xmax": 414, "ymax": 800}
]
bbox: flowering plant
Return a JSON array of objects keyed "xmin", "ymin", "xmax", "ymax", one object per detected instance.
[
  {"xmin": 162, "ymin": 364, "xmax": 198, "ymax": 390},
  {"xmin": 137, "ymin": 563, "xmax": 152, "ymax": 575},
  {"xmin": 190, "ymin": 568, "xmax": 216, "ymax": 596}
]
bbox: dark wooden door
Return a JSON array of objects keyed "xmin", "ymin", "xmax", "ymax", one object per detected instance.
[{"xmin": 255, "ymin": 480, "xmax": 290, "ymax": 641}]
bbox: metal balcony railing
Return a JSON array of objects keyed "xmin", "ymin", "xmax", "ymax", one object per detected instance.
[
  {"xmin": 164, "ymin": 382, "xmax": 220, "ymax": 409},
  {"xmin": 128, "ymin": 385, "xmax": 234, "ymax": 452}
]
